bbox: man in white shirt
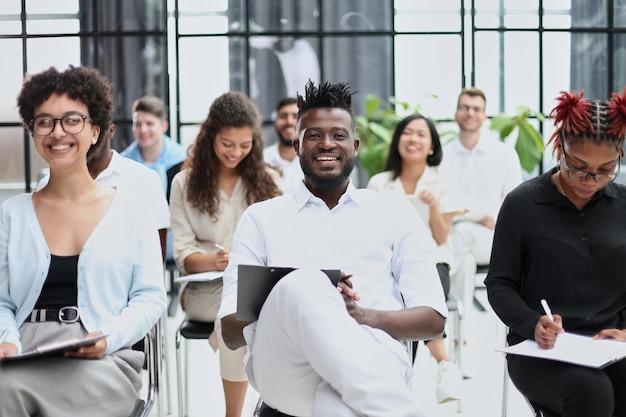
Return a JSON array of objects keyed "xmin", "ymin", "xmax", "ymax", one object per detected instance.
[
  {"xmin": 219, "ymin": 80, "xmax": 447, "ymax": 417},
  {"xmin": 263, "ymin": 97, "xmax": 305, "ymax": 193},
  {"xmin": 39, "ymin": 124, "xmax": 170, "ymax": 260},
  {"xmin": 439, "ymin": 87, "xmax": 523, "ymax": 320}
]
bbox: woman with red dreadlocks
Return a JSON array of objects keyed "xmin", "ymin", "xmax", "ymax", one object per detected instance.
[{"xmin": 485, "ymin": 89, "xmax": 626, "ymax": 417}]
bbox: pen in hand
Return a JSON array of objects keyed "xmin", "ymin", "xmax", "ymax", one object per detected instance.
[
  {"xmin": 214, "ymin": 243, "xmax": 226, "ymax": 250},
  {"xmin": 541, "ymin": 299, "xmax": 554, "ymax": 322}
]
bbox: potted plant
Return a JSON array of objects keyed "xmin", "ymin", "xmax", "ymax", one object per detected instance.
[
  {"xmin": 356, "ymin": 95, "xmax": 546, "ymax": 178},
  {"xmin": 489, "ymin": 105, "xmax": 546, "ymax": 173}
]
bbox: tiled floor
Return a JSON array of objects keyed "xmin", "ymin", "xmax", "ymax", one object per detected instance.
[{"xmin": 147, "ymin": 286, "xmax": 534, "ymax": 417}]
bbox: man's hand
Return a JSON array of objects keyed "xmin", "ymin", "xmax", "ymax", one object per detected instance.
[
  {"xmin": 534, "ymin": 314, "xmax": 564, "ymax": 349},
  {"xmin": 64, "ymin": 331, "xmax": 107, "ymax": 359},
  {"xmin": 337, "ymin": 272, "xmax": 359, "ymax": 301}
]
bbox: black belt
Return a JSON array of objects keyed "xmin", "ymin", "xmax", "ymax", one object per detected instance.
[
  {"xmin": 24, "ymin": 307, "xmax": 80, "ymax": 323},
  {"xmin": 258, "ymin": 403, "xmax": 295, "ymax": 417}
]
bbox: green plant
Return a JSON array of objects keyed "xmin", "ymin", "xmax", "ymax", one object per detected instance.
[{"xmin": 489, "ymin": 106, "xmax": 546, "ymax": 173}]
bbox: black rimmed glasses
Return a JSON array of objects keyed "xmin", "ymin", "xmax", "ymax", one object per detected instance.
[
  {"xmin": 30, "ymin": 113, "xmax": 93, "ymax": 136},
  {"xmin": 561, "ymin": 146, "xmax": 620, "ymax": 183}
]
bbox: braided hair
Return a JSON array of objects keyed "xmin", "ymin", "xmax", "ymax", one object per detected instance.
[{"xmin": 547, "ymin": 88, "xmax": 626, "ymax": 155}]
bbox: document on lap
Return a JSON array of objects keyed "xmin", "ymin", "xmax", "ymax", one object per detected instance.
[
  {"xmin": 236, "ymin": 265, "xmax": 341, "ymax": 322},
  {"xmin": 496, "ymin": 332, "xmax": 626, "ymax": 368},
  {"xmin": 174, "ymin": 270, "xmax": 223, "ymax": 283},
  {"xmin": 1, "ymin": 334, "xmax": 109, "ymax": 364}
]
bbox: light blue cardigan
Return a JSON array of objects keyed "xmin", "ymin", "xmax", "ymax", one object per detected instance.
[{"xmin": 0, "ymin": 186, "xmax": 166, "ymax": 354}]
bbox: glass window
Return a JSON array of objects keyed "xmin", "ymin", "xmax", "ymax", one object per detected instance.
[
  {"xmin": 616, "ymin": 0, "xmax": 626, "ymax": 27},
  {"xmin": 322, "ymin": 0, "xmax": 392, "ymax": 32},
  {"xmin": 394, "ymin": 0, "xmax": 461, "ymax": 32},
  {"xmin": 543, "ymin": 0, "xmax": 572, "ymax": 29},
  {"xmin": 614, "ymin": 34, "xmax": 626, "ymax": 92},
  {"xmin": 543, "ymin": 32, "xmax": 572, "ymax": 109},
  {"xmin": 178, "ymin": 36, "xmax": 232, "ymax": 123},
  {"xmin": 26, "ymin": 37, "xmax": 81, "ymax": 74},
  {"xmin": 248, "ymin": 0, "xmax": 318, "ymax": 33},
  {"xmin": 0, "ymin": 40, "xmax": 24, "ymax": 123},
  {"xmin": 394, "ymin": 34, "xmax": 462, "ymax": 120},
  {"xmin": 323, "ymin": 36, "xmax": 393, "ymax": 116},
  {"xmin": 570, "ymin": 33, "xmax": 608, "ymax": 100},
  {"xmin": 570, "ymin": 0, "xmax": 607, "ymax": 28}
]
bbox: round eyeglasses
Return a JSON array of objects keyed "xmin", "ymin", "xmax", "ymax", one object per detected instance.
[
  {"xmin": 30, "ymin": 113, "xmax": 93, "ymax": 136},
  {"xmin": 561, "ymin": 147, "xmax": 620, "ymax": 183}
]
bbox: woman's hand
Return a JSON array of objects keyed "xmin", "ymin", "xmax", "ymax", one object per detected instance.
[
  {"xmin": 593, "ymin": 328, "xmax": 626, "ymax": 341},
  {"xmin": 214, "ymin": 249, "xmax": 230, "ymax": 271},
  {"xmin": 534, "ymin": 314, "xmax": 564, "ymax": 349},
  {"xmin": 0, "ymin": 342, "xmax": 18, "ymax": 361},
  {"xmin": 64, "ymin": 331, "xmax": 107, "ymax": 360},
  {"xmin": 418, "ymin": 190, "xmax": 437, "ymax": 207}
]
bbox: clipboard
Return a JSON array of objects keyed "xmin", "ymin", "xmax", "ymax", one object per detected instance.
[
  {"xmin": 496, "ymin": 332, "xmax": 626, "ymax": 368},
  {"xmin": 1, "ymin": 334, "xmax": 109, "ymax": 364},
  {"xmin": 174, "ymin": 270, "xmax": 223, "ymax": 283},
  {"xmin": 236, "ymin": 265, "xmax": 341, "ymax": 321}
]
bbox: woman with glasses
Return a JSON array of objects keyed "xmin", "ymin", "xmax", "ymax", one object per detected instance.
[
  {"xmin": 0, "ymin": 66, "xmax": 166, "ymax": 417},
  {"xmin": 485, "ymin": 89, "xmax": 626, "ymax": 417}
]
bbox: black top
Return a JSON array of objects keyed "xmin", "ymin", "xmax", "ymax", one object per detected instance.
[
  {"xmin": 34, "ymin": 254, "xmax": 79, "ymax": 309},
  {"xmin": 485, "ymin": 168, "xmax": 626, "ymax": 346}
]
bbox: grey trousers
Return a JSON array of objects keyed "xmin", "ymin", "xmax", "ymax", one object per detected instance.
[{"xmin": 0, "ymin": 321, "xmax": 143, "ymax": 417}]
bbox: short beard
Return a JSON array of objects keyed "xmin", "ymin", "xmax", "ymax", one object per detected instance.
[
  {"xmin": 276, "ymin": 132, "xmax": 293, "ymax": 148},
  {"xmin": 301, "ymin": 157, "xmax": 355, "ymax": 191}
]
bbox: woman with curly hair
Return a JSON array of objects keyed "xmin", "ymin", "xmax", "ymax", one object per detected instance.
[
  {"xmin": 170, "ymin": 91, "xmax": 281, "ymax": 417},
  {"xmin": 485, "ymin": 88, "xmax": 626, "ymax": 417},
  {"xmin": 0, "ymin": 66, "xmax": 166, "ymax": 416}
]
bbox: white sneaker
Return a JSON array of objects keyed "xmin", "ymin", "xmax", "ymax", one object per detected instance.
[{"xmin": 435, "ymin": 360, "xmax": 463, "ymax": 404}]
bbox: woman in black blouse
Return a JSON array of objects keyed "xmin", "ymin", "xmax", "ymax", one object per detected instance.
[{"xmin": 485, "ymin": 89, "xmax": 626, "ymax": 417}]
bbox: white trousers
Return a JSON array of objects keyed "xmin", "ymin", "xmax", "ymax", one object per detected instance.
[
  {"xmin": 246, "ymin": 268, "xmax": 427, "ymax": 417},
  {"xmin": 449, "ymin": 222, "xmax": 494, "ymax": 315}
]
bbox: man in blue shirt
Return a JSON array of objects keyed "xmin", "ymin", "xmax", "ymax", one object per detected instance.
[{"xmin": 121, "ymin": 95, "xmax": 187, "ymax": 192}]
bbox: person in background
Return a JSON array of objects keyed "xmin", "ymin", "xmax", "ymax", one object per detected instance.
[
  {"xmin": 367, "ymin": 114, "xmax": 463, "ymax": 404},
  {"xmin": 170, "ymin": 91, "xmax": 282, "ymax": 417},
  {"xmin": 219, "ymin": 80, "xmax": 447, "ymax": 417},
  {"xmin": 0, "ymin": 65, "xmax": 166, "ymax": 417},
  {"xmin": 121, "ymin": 95, "xmax": 187, "ymax": 192},
  {"xmin": 485, "ymin": 89, "xmax": 626, "ymax": 417},
  {"xmin": 39, "ymin": 123, "xmax": 170, "ymax": 260},
  {"xmin": 439, "ymin": 87, "xmax": 523, "ymax": 327},
  {"xmin": 263, "ymin": 97, "xmax": 304, "ymax": 193}
]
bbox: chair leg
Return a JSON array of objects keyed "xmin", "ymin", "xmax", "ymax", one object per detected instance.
[{"xmin": 176, "ymin": 328, "xmax": 185, "ymax": 417}]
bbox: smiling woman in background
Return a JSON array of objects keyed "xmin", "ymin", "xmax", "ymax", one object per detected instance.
[
  {"xmin": 169, "ymin": 91, "xmax": 281, "ymax": 417},
  {"xmin": 367, "ymin": 114, "xmax": 463, "ymax": 405},
  {"xmin": 0, "ymin": 65, "xmax": 166, "ymax": 417}
]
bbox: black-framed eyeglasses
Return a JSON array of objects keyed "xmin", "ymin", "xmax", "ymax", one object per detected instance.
[
  {"xmin": 29, "ymin": 113, "xmax": 93, "ymax": 136},
  {"xmin": 561, "ymin": 146, "xmax": 621, "ymax": 183}
]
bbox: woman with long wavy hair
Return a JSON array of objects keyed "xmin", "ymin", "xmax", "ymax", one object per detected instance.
[{"xmin": 170, "ymin": 91, "xmax": 282, "ymax": 417}]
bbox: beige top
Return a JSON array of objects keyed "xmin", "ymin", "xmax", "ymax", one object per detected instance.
[
  {"xmin": 367, "ymin": 166, "xmax": 460, "ymax": 268},
  {"xmin": 169, "ymin": 168, "xmax": 280, "ymax": 274}
]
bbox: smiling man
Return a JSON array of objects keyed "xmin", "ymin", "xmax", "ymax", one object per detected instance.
[
  {"xmin": 263, "ymin": 97, "xmax": 304, "ymax": 193},
  {"xmin": 439, "ymin": 87, "xmax": 523, "ymax": 324},
  {"xmin": 121, "ymin": 95, "xmax": 187, "ymax": 192},
  {"xmin": 218, "ymin": 80, "xmax": 447, "ymax": 417}
]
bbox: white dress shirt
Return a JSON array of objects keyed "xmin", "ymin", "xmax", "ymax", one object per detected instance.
[{"xmin": 218, "ymin": 180, "xmax": 447, "ymax": 319}]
